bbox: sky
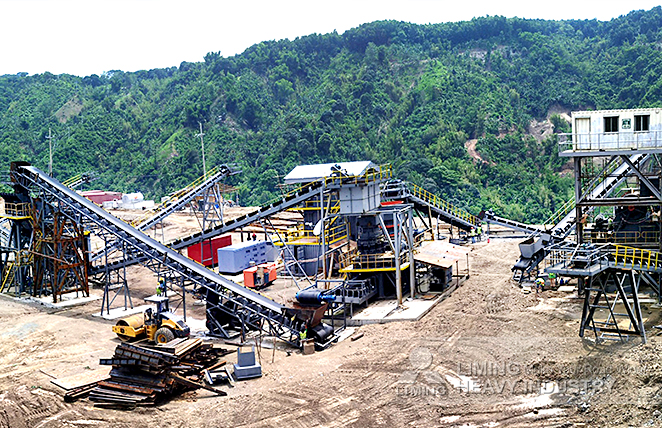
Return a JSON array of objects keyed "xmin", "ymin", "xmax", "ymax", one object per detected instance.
[{"xmin": 1, "ymin": 0, "xmax": 661, "ymax": 77}]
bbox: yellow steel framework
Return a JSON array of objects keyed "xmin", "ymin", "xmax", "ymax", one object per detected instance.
[
  {"xmin": 273, "ymin": 221, "xmax": 347, "ymax": 247},
  {"xmin": 0, "ymin": 250, "xmax": 32, "ymax": 293}
]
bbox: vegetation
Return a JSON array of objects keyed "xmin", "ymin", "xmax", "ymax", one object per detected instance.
[{"xmin": 2, "ymin": 7, "xmax": 662, "ymax": 222}]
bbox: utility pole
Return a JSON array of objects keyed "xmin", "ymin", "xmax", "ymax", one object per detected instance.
[
  {"xmin": 46, "ymin": 128, "xmax": 53, "ymax": 176},
  {"xmin": 196, "ymin": 122, "xmax": 206, "ymax": 177}
]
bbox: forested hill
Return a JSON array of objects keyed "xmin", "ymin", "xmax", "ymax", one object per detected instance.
[{"xmin": 2, "ymin": 8, "xmax": 662, "ymax": 222}]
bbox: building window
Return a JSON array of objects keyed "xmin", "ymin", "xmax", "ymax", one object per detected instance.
[
  {"xmin": 635, "ymin": 114, "xmax": 650, "ymax": 132},
  {"xmin": 604, "ymin": 116, "xmax": 619, "ymax": 133}
]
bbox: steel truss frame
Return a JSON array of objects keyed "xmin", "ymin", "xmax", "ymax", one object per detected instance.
[
  {"xmin": 579, "ymin": 269, "xmax": 650, "ymax": 343},
  {"xmin": 11, "ymin": 164, "xmax": 307, "ymax": 346}
]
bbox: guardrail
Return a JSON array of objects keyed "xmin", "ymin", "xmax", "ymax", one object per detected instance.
[
  {"xmin": 546, "ymin": 243, "xmax": 612, "ymax": 271},
  {"xmin": 559, "ymin": 131, "xmax": 662, "ymax": 153},
  {"xmin": 582, "ymin": 230, "xmax": 660, "ymax": 245},
  {"xmin": 274, "ymin": 219, "xmax": 347, "ymax": 246},
  {"xmin": 340, "ymin": 252, "xmax": 410, "ymax": 272},
  {"xmin": 323, "ymin": 164, "xmax": 392, "ymax": 187},
  {"xmin": 2, "ymin": 202, "xmax": 31, "ymax": 218},
  {"xmin": 405, "ymin": 183, "xmax": 479, "ymax": 226},
  {"xmin": 613, "ymin": 245, "xmax": 662, "ymax": 271}
]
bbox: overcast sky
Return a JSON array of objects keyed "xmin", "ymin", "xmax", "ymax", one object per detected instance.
[{"xmin": 1, "ymin": 0, "xmax": 661, "ymax": 77}]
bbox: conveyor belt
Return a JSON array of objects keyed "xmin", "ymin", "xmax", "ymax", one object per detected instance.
[
  {"xmin": 480, "ymin": 211, "xmax": 543, "ymax": 235},
  {"xmin": 92, "ymin": 179, "xmax": 326, "ymax": 274},
  {"xmin": 510, "ymin": 154, "xmax": 649, "ymax": 280},
  {"xmin": 382, "ymin": 180, "xmax": 480, "ymax": 231},
  {"xmin": 551, "ymin": 154, "xmax": 648, "ymax": 238},
  {"xmin": 11, "ymin": 163, "xmax": 306, "ymax": 344},
  {"xmin": 90, "ymin": 164, "xmax": 236, "ymax": 263}
]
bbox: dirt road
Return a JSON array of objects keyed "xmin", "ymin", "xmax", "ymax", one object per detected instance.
[{"xmin": 1, "ymin": 235, "xmax": 661, "ymax": 427}]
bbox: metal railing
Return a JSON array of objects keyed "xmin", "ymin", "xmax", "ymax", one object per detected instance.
[
  {"xmin": 340, "ymin": 252, "xmax": 410, "ymax": 271},
  {"xmin": 323, "ymin": 164, "xmax": 392, "ymax": 187},
  {"xmin": 405, "ymin": 183, "xmax": 479, "ymax": 226},
  {"xmin": 582, "ymin": 230, "xmax": 661, "ymax": 245},
  {"xmin": 547, "ymin": 242, "xmax": 662, "ymax": 273},
  {"xmin": 542, "ymin": 197, "xmax": 574, "ymax": 228},
  {"xmin": 559, "ymin": 131, "xmax": 662, "ymax": 153},
  {"xmin": 274, "ymin": 220, "xmax": 348, "ymax": 246},
  {"xmin": 2, "ymin": 202, "xmax": 31, "ymax": 218},
  {"xmin": 546, "ymin": 243, "xmax": 611, "ymax": 271},
  {"xmin": 288, "ymin": 199, "xmax": 341, "ymax": 212},
  {"xmin": 613, "ymin": 245, "xmax": 662, "ymax": 271}
]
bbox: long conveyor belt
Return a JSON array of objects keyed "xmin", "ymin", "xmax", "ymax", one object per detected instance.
[
  {"xmin": 11, "ymin": 163, "xmax": 307, "ymax": 344},
  {"xmin": 550, "ymin": 154, "xmax": 648, "ymax": 238},
  {"xmin": 91, "ymin": 178, "xmax": 326, "ymax": 275},
  {"xmin": 510, "ymin": 154, "xmax": 649, "ymax": 281},
  {"xmin": 90, "ymin": 164, "xmax": 237, "ymax": 263},
  {"xmin": 382, "ymin": 180, "xmax": 480, "ymax": 231}
]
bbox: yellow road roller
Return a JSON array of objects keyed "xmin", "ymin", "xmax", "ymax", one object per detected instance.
[{"xmin": 112, "ymin": 295, "xmax": 190, "ymax": 343}]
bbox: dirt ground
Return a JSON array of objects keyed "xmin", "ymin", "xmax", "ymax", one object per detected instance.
[{"xmin": 1, "ymin": 211, "xmax": 662, "ymax": 427}]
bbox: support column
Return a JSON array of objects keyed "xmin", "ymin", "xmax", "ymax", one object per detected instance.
[
  {"xmin": 394, "ymin": 211, "xmax": 402, "ymax": 307},
  {"xmin": 574, "ymin": 157, "xmax": 583, "ymax": 244},
  {"xmin": 408, "ymin": 209, "xmax": 415, "ymax": 300}
]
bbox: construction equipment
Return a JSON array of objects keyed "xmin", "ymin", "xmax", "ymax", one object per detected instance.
[{"xmin": 113, "ymin": 296, "xmax": 190, "ymax": 343}]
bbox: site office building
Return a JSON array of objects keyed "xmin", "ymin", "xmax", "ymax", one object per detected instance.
[{"xmin": 571, "ymin": 108, "xmax": 661, "ymax": 149}]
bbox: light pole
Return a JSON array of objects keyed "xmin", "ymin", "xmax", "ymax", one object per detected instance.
[
  {"xmin": 196, "ymin": 122, "xmax": 206, "ymax": 177},
  {"xmin": 46, "ymin": 128, "xmax": 53, "ymax": 176}
]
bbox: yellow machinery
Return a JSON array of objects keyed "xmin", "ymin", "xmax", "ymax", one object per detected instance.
[{"xmin": 112, "ymin": 296, "xmax": 190, "ymax": 343}]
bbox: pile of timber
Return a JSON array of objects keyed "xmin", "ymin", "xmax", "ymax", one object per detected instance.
[{"xmin": 66, "ymin": 338, "xmax": 231, "ymax": 409}]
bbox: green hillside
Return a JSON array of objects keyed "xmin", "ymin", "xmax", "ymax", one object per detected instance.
[{"xmin": 2, "ymin": 7, "xmax": 662, "ymax": 222}]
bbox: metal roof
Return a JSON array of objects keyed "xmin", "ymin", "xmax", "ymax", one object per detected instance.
[
  {"xmin": 572, "ymin": 108, "xmax": 662, "ymax": 116},
  {"xmin": 414, "ymin": 240, "xmax": 470, "ymax": 269},
  {"xmin": 283, "ymin": 161, "xmax": 376, "ymax": 184}
]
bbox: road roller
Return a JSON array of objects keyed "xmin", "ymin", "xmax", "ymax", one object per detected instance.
[{"xmin": 112, "ymin": 295, "xmax": 190, "ymax": 343}]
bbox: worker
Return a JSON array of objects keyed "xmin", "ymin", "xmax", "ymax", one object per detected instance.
[
  {"xmin": 252, "ymin": 232, "xmax": 257, "ymax": 241},
  {"xmin": 157, "ymin": 279, "xmax": 165, "ymax": 296},
  {"xmin": 535, "ymin": 278, "xmax": 545, "ymax": 294},
  {"xmin": 548, "ymin": 272, "xmax": 557, "ymax": 288},
  {"xmin": 477, "ymin": 225, "xmax": 483, "ymax": 242},
  {"xmin": 299, "ymin": 327, "xmax": 307, "ymax": 341},
  {"xmin": 470, "ymin": 227, "xmax": 476, "ymax": 243}
]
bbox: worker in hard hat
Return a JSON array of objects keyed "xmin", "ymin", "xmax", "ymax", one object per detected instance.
[
  {"xmin": 157, "ymin": 279, "xmax": 166, "ymax": 296},
  {"xmin": 535, "ymin": 278, "xmax": 545, "ymax": 294}
]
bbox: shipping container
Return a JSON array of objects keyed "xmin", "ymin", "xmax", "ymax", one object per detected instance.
[
  {"xmin": 80, "ymin": 190, "xmax": 122, "ymax": 205},
  {"xmin": 187, "ymin": 235, "xmax": 232, "ymax": 267},
  {"xmin": 217, "ymin": 240, "xmax": 269, "ymax": 274}
]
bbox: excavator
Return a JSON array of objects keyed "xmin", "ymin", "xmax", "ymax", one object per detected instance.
[{"xmin": 112, "ymin": 295, "xmax": 190, "ymax": 343}]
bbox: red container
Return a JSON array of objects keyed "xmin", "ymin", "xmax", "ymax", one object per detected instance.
[
  {"xmin": 81, "ymin": 190, "xmax": 122, "ymax": 205},
  {"xmin": 187, "ymin": 235, "xmax": 232, "ymax": 266}
]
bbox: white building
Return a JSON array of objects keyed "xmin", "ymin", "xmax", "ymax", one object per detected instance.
[{"xmin": 562, "ymin": 108, "xmax": 662, "ymax": 154}]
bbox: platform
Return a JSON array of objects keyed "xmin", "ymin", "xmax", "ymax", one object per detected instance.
[
  {"xmin": 26, "ymin": 291, "xmax": 101, "ymax": 308},
  {"xmin": 347, "ymin": 296, "xmax": 442, "ymax": 325}
]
